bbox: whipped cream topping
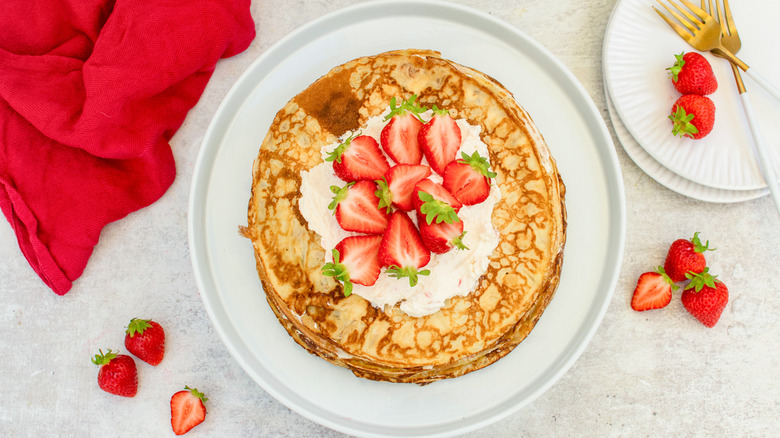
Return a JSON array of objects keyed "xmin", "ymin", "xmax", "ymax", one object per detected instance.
[{"xmin": 299, "ymin": 110, "xmax": 501, "ymax": 317}]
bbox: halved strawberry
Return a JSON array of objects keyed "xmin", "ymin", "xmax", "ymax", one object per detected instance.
[
  {"xmin": 442, "ymin": 151, "xmax": 497, "ymax": 205},
  {"xmin": 630, "ymin": 267, "xmax": 677, "ymax": 311},
  {"xmin": 375, "ymin": 164, "xmax": 432, "ymax": 212},
  {"xmin": 170, "ymin": 386, "xmax": 207, "ymax": 435},
  {"xmin": 328, "ymin": 180, "xmax": 390, "ymax": 234},
  {"xmin": 412, "ymin": 179, "xmax": 462, "ymax": 225},
  {"xmin": 380, "ymin": 95, "xmax": 427, "ymax": 165},
  {"xmin": 416, "ymin": 211, "xmax": 468, "ymax": 254},
  {"xmin": 378, "ymin": 211, "xmax": 431, "ymax": 286},
  {"xmin": 326, "ymin": 133, "xmax": 390, "ymax": 182},
  {"xmin": 419, "ymin": 105, "xmax": 462, "ymax": 175},
  {"xmin": 321, "ymin": 235, "xmax": 383, "ymax": 296}
]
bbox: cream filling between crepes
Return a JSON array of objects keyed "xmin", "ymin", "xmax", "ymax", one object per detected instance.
[{"xmin": 299, "ymin": 110, "xmax": 501, "ymax": 317}]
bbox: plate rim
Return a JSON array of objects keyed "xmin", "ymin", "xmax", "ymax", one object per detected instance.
[{"xmin": 188, "ymin": 1, "xmax": 626, "ymax": 436}]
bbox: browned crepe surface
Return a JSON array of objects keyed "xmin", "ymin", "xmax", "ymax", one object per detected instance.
[{"xmin": 244, "ymin": 49, "xmax": 566, "ymax": 384}]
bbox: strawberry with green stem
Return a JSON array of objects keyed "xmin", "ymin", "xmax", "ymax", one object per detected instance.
[
  {"xmin": 682, "ymin": 269, "xmax": 729, "ymax": 327},
  {"xmin": 326, "ymin": 132, "xmax": 390, "ymax": 182},
  {"xmin": 442, "ymin": 150, "xmax": 497, "ymax": 205},
  {"xmin": 669, "ymin": 94, "xmax": 715, "ymax": 140},
  {"xmin": 378, "ymin": 211, "xmax": 431, "ymax": 286},
  {"xmin": 92, "ymin": 349, "xmax": 138, "ymax": 397},
  {"xmin": 419, "ymin": 104, "xmax": 462, "ymax": 175},
  {"xmin": 380, "ymin": 95, "xmax": 428, "ymax": 165},
  {"xmin": 667, "ymin": 52, "xmax": 718, "ymax": 96},
  {"xmin": 630, "ymin": 266, "xmax": 677, "ymax": 311},
  {"xmin": 321, "ymin": 235, "xmax": 383, "ymax": 296},
  {"xmin": 124, "ymin": 318, "xmax": 165, "ymax": 366},
  {"xmin": 329, "ymin": 180, "xmax": 390, "ymax": 234},
  {"xmin": 413, "ymin": 179, "xmax": 462, "ymax": 225},
  {"xmin": 170, "ymin": 386, "xmax": 208, "ymax": 435},
  {"xmin": 374, "ymin": 164, "xmax": 432, "ymax": 212},
  {"xmin": 663, "ymin": 231, "xmax": 714, "ymax": 282}
]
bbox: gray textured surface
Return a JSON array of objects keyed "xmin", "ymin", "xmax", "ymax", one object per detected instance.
[{"xmin": 1, "ymin": 0, "xmax": 779, "ymax": 436}]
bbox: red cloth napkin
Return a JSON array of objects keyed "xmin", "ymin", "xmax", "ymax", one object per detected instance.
[{"xmin": 0, "ymin": 0, "xmax": 255, "ymax": 295}]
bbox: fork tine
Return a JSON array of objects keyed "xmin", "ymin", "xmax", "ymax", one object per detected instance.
[
  {"xmin": 660, "ymin": 0, "xmax": 704, "ymax": 32},
  {"xmin": 656, "ymin": 1, "xmax": 698, "ymax": 34},
  {"xmin": 653, "ymin": 5, "xmax": 694, "ymax": 40},
  {"xmin": 721, "ymin": 0, "xmax": 737, "ymax": 37},
  {"xmin": 707, "ymin": 0, "xmax": 726, "ymax": 37},
  {"xmin": 678, "ymin": 0, "xmax": 711, "ymax": 21}
]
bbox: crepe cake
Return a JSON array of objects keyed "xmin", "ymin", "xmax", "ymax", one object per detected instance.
[{"xmin": 244, "ymin": 49, "xmax": 566, "ymax": 384}]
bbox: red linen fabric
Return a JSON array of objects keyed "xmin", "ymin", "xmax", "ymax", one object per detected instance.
[{"xmin": 0, "ymin": 0, "xmax": 255, "ymax": 294}]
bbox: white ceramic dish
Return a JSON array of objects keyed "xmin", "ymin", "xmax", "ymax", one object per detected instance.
[
  {"xmin": 604, "ymin": 84, "xmax": 768, "ymax": 203},
  {"xmin": 603, "ymin": 0, "xmax": 780, "ymax": 191},
  {"xmin": 188, "ymin": 1, "xmax": 625, "ymax": 436}
]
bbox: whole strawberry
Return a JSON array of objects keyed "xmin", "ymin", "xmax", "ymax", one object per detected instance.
[
  {"xmin": 682, "ymin": 269, "xmax": 728, "ymax": 327},
  {"xmin": 668, "ymin": 52, "xmax": 718, "ymax": 95},
  {"xmin": 669, "ymin": 94, "xmax": 715, "ymax": 140},
  {"xmin": 125, "ymin": 318, "xmax": 166, "ymax": 366},
  {"xmin": 92, "ymin": 349, "xmax": 138, "ymax": 397},
  {"xmin": 663, "ymin": 232, "xmax": 714, "ymax": 282}
]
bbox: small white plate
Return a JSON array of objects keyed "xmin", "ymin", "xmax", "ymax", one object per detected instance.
[
  {"xmin": 188, "ymin": 1, "xmax": 625, "ymax": 436},
  {"xmin": 604, "ymin": 0, "xmax": 780, "ymax": 191}
]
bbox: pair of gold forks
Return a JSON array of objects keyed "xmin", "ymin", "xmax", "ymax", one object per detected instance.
[{"xmin": 653, "ymin": 0, "xmax": 780, "ymax": 216}]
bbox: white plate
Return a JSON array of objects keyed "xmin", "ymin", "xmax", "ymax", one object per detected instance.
[
  {"xmin": 604, "ymin": 0, "xmax": 780, "ymax": 191},
  {"xmin": 188, "ymin": 1, "xmax": 625, "ymax": 436}
]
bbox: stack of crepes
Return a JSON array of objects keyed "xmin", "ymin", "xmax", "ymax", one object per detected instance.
[{"xmin": 0, "ymin": 0, "xmax": 255, "ymax": 295}]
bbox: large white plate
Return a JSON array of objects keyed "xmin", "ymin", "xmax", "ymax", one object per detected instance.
[
  {"xmin": 604, "ymin": 0, "xmax": 780, "ymax": 191},
  {"xmin": 188, "ymin": 1, "xmax": 625, "ymax": 436}
]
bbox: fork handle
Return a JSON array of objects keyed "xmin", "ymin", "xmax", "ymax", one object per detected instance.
[
  {"xmin": 739, "ymin": 92, "xmax": 780, "ymax": 218},
  {"xmin": 743, "ymin": 68, "xmax": 780, "ymax": 104}
]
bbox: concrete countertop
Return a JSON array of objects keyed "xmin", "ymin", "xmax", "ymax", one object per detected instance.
[{"xmin": 2, "ymin": 0, "xmax": 778, "ymax": 436}]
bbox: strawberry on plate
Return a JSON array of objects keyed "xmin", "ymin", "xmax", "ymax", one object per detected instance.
[
  {"xmin": 667, "ymin": 52, "xmax": 718, "ymax": 95},
  {"xmin": 669, "ymin": 94, "xmax": 715, "ymax": 140},
  {"xmin": 329, "ymin": 180, "xmax": 390, "ymax": 234},
  {"xmin": 663, "ymin": 232, "xmax": 714, "ymax": 282},
  {"xmin": 91, "ymin": 349, "xmax": 138, "ymax": 397},
  {"xmin": 682, "ymin": 269, "xmax": 728, "ymax": 327},
  {"xmin": 630, "ymin": 267, "xmax": 677, "ymax": 311},
  {"xmin": 375, "ymin": 164, "xmax": 432, "ymax": 212},
  {"xmin": 413, "ymin": 179, "xmax": 462, "ymax": 225},
  {"xmin": 326, "ymin": 133, "xmax": 390, "ymax": 182},
  {"xmin": 417, "ymin": 211, "xmax": 468, "ymax": 254},
  {"xmin": 171, "ymin": 386, "xmax": 207, "ymax": 435},
  {"xmin": 124, "ymin": 318, "xmax": 165, "ymax": 366},
  {"xmin": 418, "ymin": 105, "xmax": 462, "ymax": 175},
  {"xmin": 379, "ymin": 211, "xmax": 431, "ymax": 286},
  {"xmin": 321, "ymin": 235, "xmax": 383, "ymax": 296},
  {"xmin": 442, "ymin": 150, "xmax": 497, "ymax": 205},
  {"xmin": 380, "ymin": 95, "xmax": 427, "ymax": 165}
]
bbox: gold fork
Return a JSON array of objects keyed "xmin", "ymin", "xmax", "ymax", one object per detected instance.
[
  {"xmin": 704, "ymin": 0, "xmax": 780, "ymax": 215},
  {"xmin": 654, "ymin": 0, "xmax": 780, "ymax": 102}
]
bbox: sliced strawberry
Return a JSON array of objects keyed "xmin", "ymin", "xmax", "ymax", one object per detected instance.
[
  {"xmin": 442, "ymin": 151, "xmax": 497, "ymax": 205},
  {"xmin": 419, "ymin": 105, "xmax": 462, "ymax": 175},
  {"xmin": 326, "ymin": 133, "xmax": 390, "ymax": 182},
  {"xmin": 328, "ymin": 180, "xmax": 390, "ymax": 234},
  {"xmin": 170, "ymin": 386, "xmax": 207, "ymax": 435},
  {"xmin": 321, "ymin": 235, "xmax": 383, "ymax": 296},
  {"xmin": 375, "ymin": 164, "xmax": 432, "ymax": 212},
  {"xmin": 378, "ymin": 211, "xmax": 431, "ymax": 286},
  {"xmin": 630, "ymin": 267, "xmax": 677, "ymax": 311},
  {"xmin": 416, "ymin": 211, "xmax": 468, "ymax": 254},
  {"xmin": 412, "ymin": 179, "xmax": 462, "ymax": 225},
  {"xmin": 380, "ymin": 95, "xmax": 427, "ymax": 164}
]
